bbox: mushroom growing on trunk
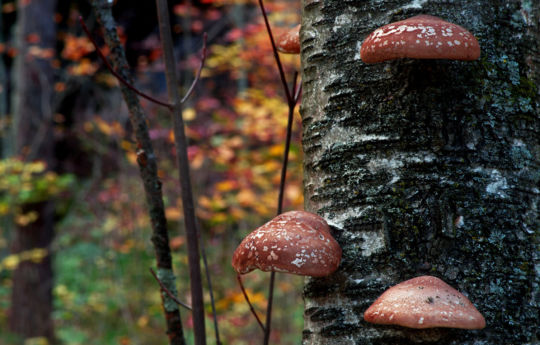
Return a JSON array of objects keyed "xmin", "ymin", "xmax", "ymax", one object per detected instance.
[
  {"xmin": 276, "ymin": 24, "xmax": 301, "ymax": 54},
  {"xmin": 364, "ymin": 275, "xmax": 486, "ymax": 329},
  {"xmin": 232, "ymin": 210, "xmax": 341, "ymax": 277},
  {"xmin": 360, "ymin": 15, "xmax": 480, "ymax": 63}
]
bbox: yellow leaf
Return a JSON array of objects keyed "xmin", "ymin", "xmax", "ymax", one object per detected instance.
[
  {"xmin": 0, "ymin": 248, "xmax": 49, "ymax": 271},
  {"xmin": 14, "ymin": 211, "xmax": 39, "ymax": 226},
  {"xmin": 198, "ymin": 195, "xmax": 212, "ymax": 209},
  {"xmin": 1, "ymin": 254, "xmax": 20, "ymax": 270},
  {"xmin": 103, "ymin": 216, "xmax": 117, "ymax": 233},
  {"xmin": 216, "ymin": 180, "xmax": 237, "ymax": 192},
  {"xmin": 28, "ymin": 161, "xmax": 46, "ymax": 173},
  {"xmin": 231, "ymin": 289, "xmax": 267, "ymax": 308},
  {"xmin": 269, "ymin": 144, "xmax": 284, "ymax": 157},
  {"xmin": 165, "ymin": 207, "xmax": 182, "ymax": 221},
  {"xmin": 22, "ymin": 248, "xmax": 48, "ymax": 263},
  {"xmin": 95, "ymin": 117, "xmax": 112, "ymax": 136},
  {"xmin": 230, "ymin": 206, "xmax": 246, "ymax": 220},
  {"xmin": 253, "ymin": 203, "xmax": 270, "ymax": 217},
  {"xmin": 210, "ymin": 212, "xmax": 227, "ymax": 224},
  {"xmin": 137, "ymin": 315, "xmax": 149, "ymax": 328},
  {"xmin": 120, "ymin": 140, "xmax": 134, "ymax": 151},
  {"xmin": 237, "ymin": 189, "xmax": 256, "ymax": 207},
  {"xmin": 0, "ymin": 203, "xmax": 9, "ymax": 215},
  {"xmin": 126, "ymin": 151, "xmax": 137, "ymax": 165},
  {"xmin": 54, "ymin": 284, "xmax": 69, "ymax": 298},
  {"xmin": 24, "ymin": 337, "xmax": 49, "ymax": 345},
  {"xmin": 183, "ymin": 108, "xmax": 196, "ymax": 121}
]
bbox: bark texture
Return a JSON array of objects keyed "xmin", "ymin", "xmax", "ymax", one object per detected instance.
[
  {"xmin": 9, "ymin": 0, "xmax": 57, "ymax": 341},
  {"xmin": 300, "ymin": 1, "xmax": 539, "ymax": 344},
  {"xmin": 90, "ymin": 2, "xmax": 186, "ymax": 344}
]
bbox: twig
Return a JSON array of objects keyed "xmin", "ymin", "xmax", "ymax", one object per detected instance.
[
  {"xmin": 201, "ymin": 224, "xmax": 222, "ymax": 345},
  {"xmin": 263, "ymin": 88, "xmax": 297, "ymax": 344},
  {"xmin": 78, "ymin": 16, "xmax": 172, "ymax": 109},
  {"xmin": 257, "ymin": 0, "xmax": 292, "ymax": 105},
  {"xmin": 181, "ymin": 33, "xmax": 208, "ymax": 104},
  {"xmin": 88, "ymin": 2, "xmax": 186, "ymax": 345},
  {"xmin": 237, "ymin": 274, "xmax": 266, "ymax": 333},
  {"xmin": 150, "ymin": 268, "xmax": 192, "ymax": 310},
  {"xmin": 154, "ymin": 1, "xmax": 206, "ymax": 345},
  {"xmin": 294, "ymin": 80, "xmax": 302, "ymax": 104},
  {"xmin": 264, "ymin": 271, "xmax": 276, "ymax": 344},
  {"xmin": 256, "ymin": 3, "xmax": 303, "ymax": 343},
  {"xmin": 276, "ymin": 71, "xmax": 298, "ymax": 215}
]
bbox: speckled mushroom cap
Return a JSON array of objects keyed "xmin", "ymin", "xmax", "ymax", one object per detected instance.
[
  {"xmin": 232, "ymin": 210, "xmax": 341, "ymax": 277},
  {"xmin": 360, "ymin": 15, "xmax": 480, "ymax": 63},
  {"xmin": 364, "ymin": 276, "xmax": 486, "ymax": 329},
  {"xmin": 276, "ymin": 24, "xmax": 300, "ymax": 54}
]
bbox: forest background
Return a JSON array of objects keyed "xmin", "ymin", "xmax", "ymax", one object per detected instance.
[{"xmin": 0, "ymin": 0, "xmax": 304, "ymax": 344}]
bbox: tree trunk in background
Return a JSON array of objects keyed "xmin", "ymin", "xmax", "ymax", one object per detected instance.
[
  {"xmin": 300, "ymin": 0, "xmax": 539, "ymax": 344},
  {"xmin": 10, "ymin": 0, "xmax": 57, "ymax": 342}
]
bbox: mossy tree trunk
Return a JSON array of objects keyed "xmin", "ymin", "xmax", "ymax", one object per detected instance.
[{"xmin": 300, "ymin": 1, "xmax": 539, "ymax": 344}]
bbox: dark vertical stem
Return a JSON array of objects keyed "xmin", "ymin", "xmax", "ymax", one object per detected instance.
[
  {"xmin": 252, "ymin": 2, "xmax": 302, "ymax": 344},
  {"xmin": 154, "ymin": 1, "xmax": 206, "ymax": 345},
  {"xmin": 257, "ymin": 0, "xmax": 292, "ymax": 105},
  {"xmin": 263, "ymin": 271, "xmax": 276, "ymax": 345},
  {"xmin": 89, "ymin": 1, "xmax": 186, "ymax": 344},
  {"xmin": 201, "ymin": 231, "xmax": 221, "ymax": 345},
  {"xmin": 0, "ymin": 7, "xmax": 9, "ymax": 157},
  {"xmin": 263, "ymin": 72, "xmax": 300, "ymax": 345},
  {"xmin": 276, "ymin": 72, "xmax": 298, "ymax": 214}
]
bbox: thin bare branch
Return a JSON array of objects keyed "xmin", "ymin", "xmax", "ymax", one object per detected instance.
[
  {"xmin": 237, "ymin": 275, "xmax": 266, "ymax": 333},
  {"xmin": 150, "ymin": 268, "xmax": 192, "ymax": 310},
  {"xmin": 290, "ymin": 71, "xmax": 302, "ymax": 104},
  {"xmin": 276, "ymin": 72, "xmax": 298, "ymax": 216},
  {"xmin": 154, "ymin": 1, "xmax": 206, "ymax": 344},
  {"xmin": 257, "ymin": 0, "xmax": 292, "ymax": 105},
  {"xmin": 88, "ymin": 2, "xmax": 185, "ymax": 344},
  {"xmin": 201, "ymin": 225, "xmax": 222, "ymax": 345},
  {"xmin": 181, "ymin": 32, "xmax": 208, "ymax": 104},
  {"xmin": 294, "ymin": 83, "xmax": 302, "ymax": 104},
  {"xmin": 78, "ymin": 16, "xmax": 172, "ymax": 109},
  {"xmin": 290, "ymin": 71, "xmax": 299, "ymax": 101},
  {"xmin": 258, "ymin": 13, "xmax": 304, "ymax": 341},
  {"xmin": 263, "ymin": 79, "xmax": 297, "ymax": 345}
]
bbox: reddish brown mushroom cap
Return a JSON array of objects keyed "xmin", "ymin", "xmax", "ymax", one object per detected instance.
[
  {"xmin": 232, "ymin": 211, "xmax": 341, "ymax": 277},
  {"xmin": 364, "ymin": 276, "xmax": 486, "ymax": 329},
  {"xmin": 360, "ymin": 15, "xmax": 480, "ymax": 63},
  {"xmin": 276, "ymin": 24, "xmax": 300, "ymax": 54}
]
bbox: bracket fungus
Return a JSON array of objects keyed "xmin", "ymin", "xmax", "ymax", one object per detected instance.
[
  {"xmin": 360, "ymin": 15, "xmax": 480, "ymax": 63},
  {"xmin": 276, "ymin": 24, "xmax": 300, "ymax": 54},
  {"xmin": 364, "ymin": 276, "xmax": 486, "ymax": 329},
  {"xmin": 232, "ymin": 210, "xmax": 341, "ymax": 277}
]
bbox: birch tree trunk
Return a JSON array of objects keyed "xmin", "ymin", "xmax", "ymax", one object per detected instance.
[{"xmin": 300, "ymin": 1, "xmax": 539, "ymax": 344}]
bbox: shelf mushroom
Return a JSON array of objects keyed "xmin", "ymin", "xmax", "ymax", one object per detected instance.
[
  {"xmin": 276, "ymin": 24, "xmax": 300, "ymax": 54},
  {"xmin": 364, "ymin": 275, "xmax": 486, "ymax": 329},
  {"xmin": 232, "ymin": 210, "xmax": 341, "ymax": 277},
  {"xmin": 360, "ymin": 15, "xmax": 480, "ymax": 63}
]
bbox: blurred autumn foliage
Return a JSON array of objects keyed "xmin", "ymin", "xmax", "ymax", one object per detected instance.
[{"xmin": 0, "ymin": 0, "xmax": 304, "ymax": 344}]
